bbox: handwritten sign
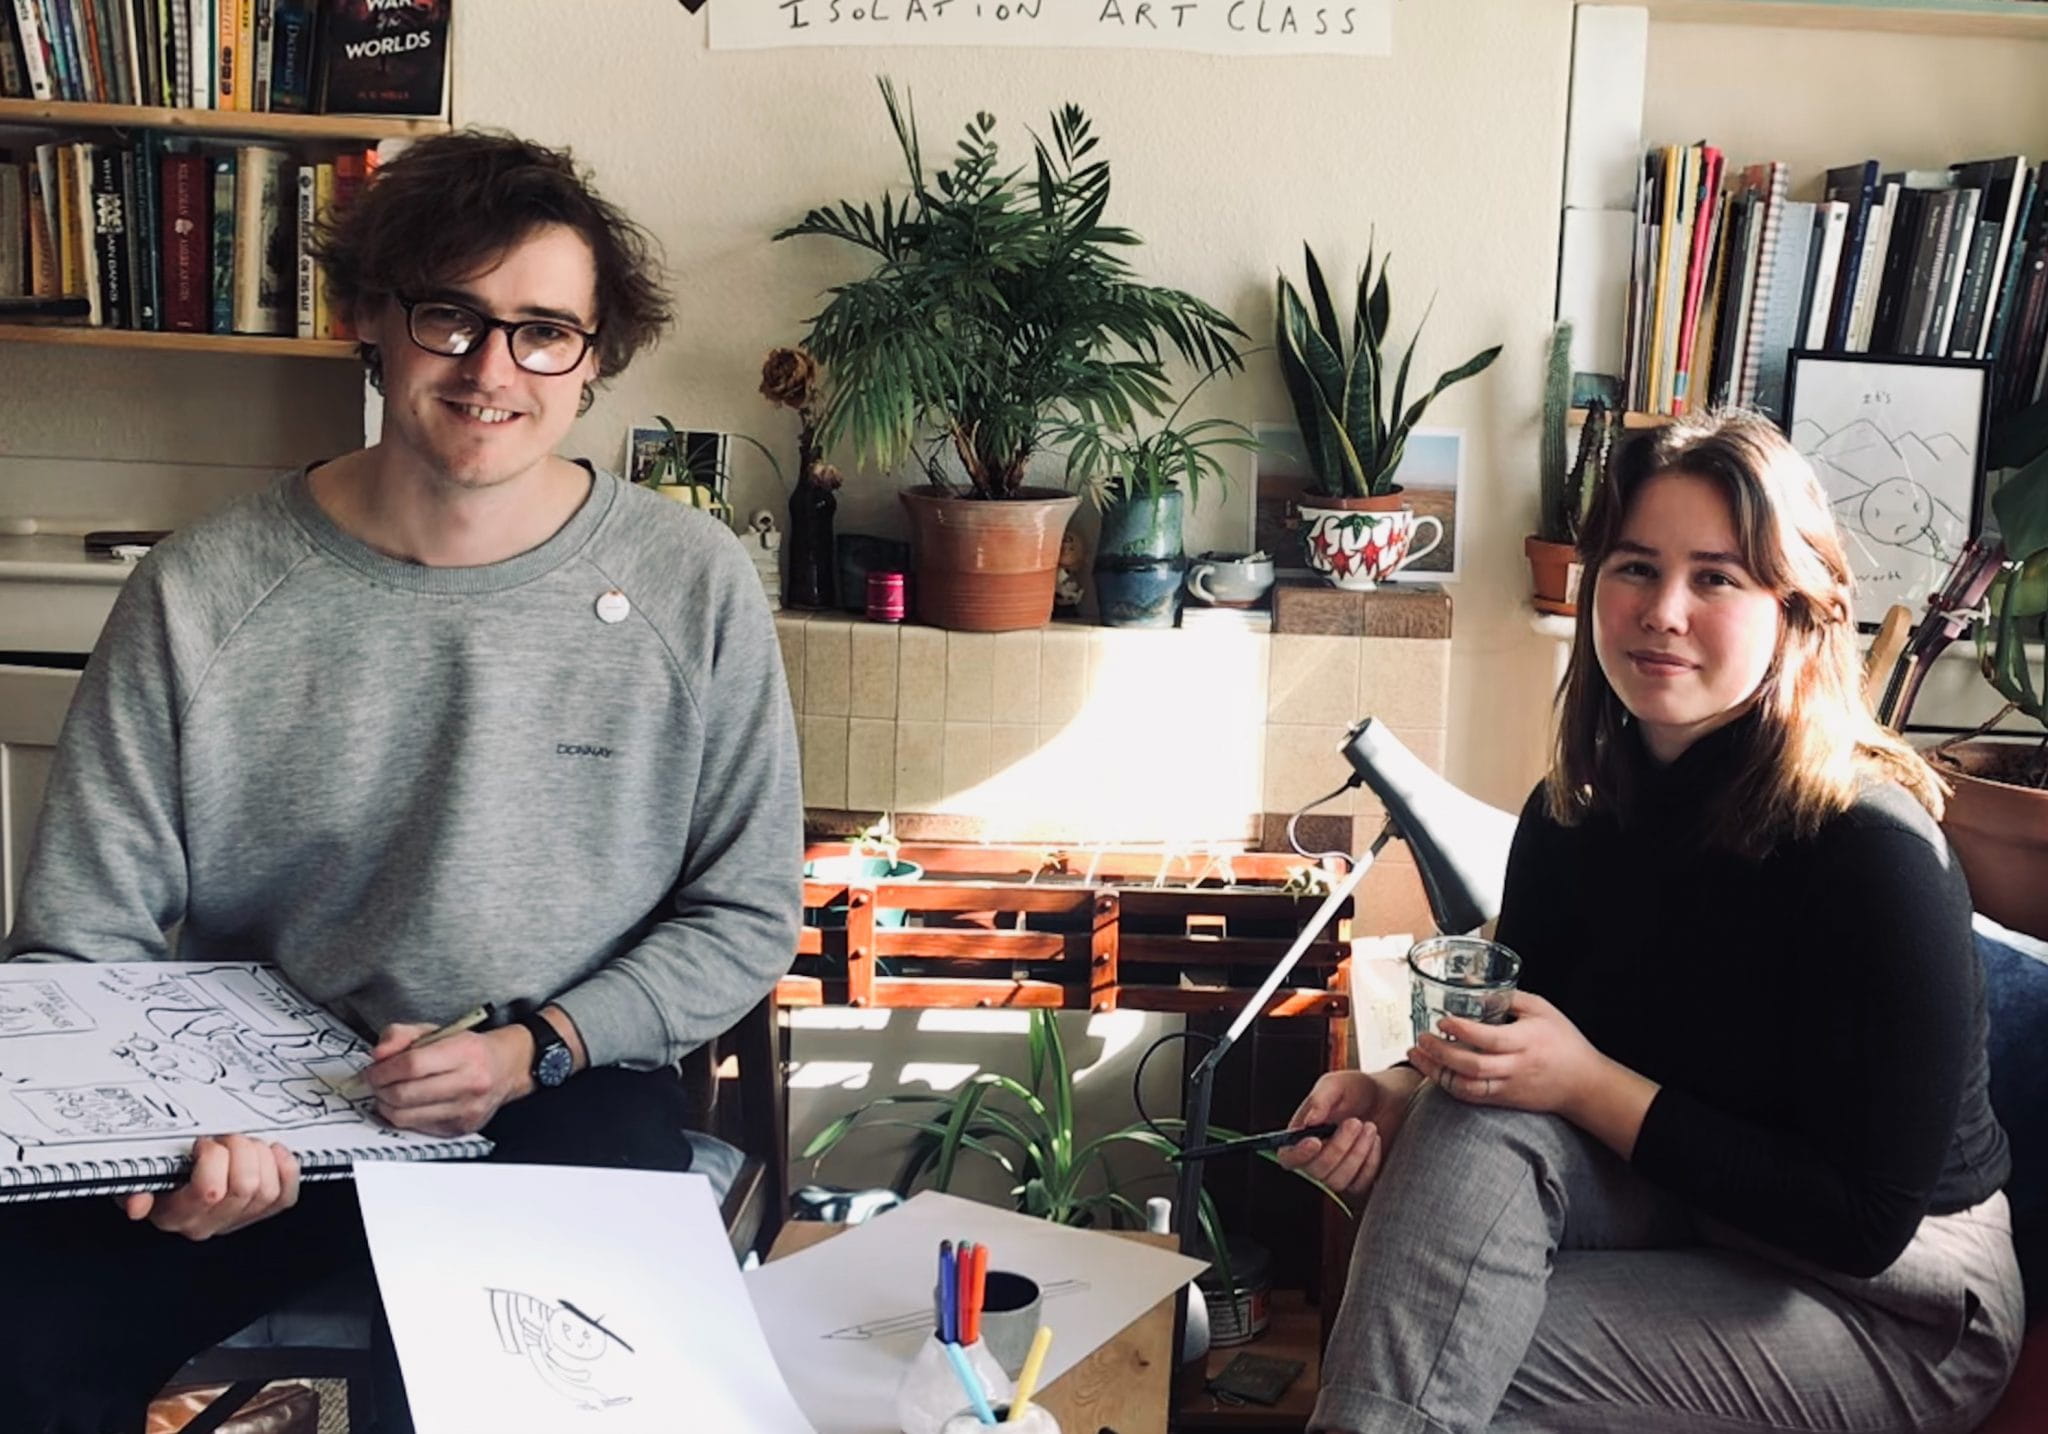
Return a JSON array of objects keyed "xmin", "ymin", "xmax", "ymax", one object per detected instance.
[{"xmin": 709, "ymin": 0, "xmax": 1393, "ymax": 55}]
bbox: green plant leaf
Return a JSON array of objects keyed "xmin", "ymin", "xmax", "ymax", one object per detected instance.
[
  {"xmin": 1302, "ymin": 243, "xmax": 1343, "ymax": 356},
  {"xmin": 1990, "ymin": 396, "xmax": 2048, "ymax": 472},
  {"xmin": 1993, "ymin": 451, "xmax": 2048, "ymax": 565},
  {"xmin": 800, "ymin": 1093, "xmax": 954, "ymax": 1160}
]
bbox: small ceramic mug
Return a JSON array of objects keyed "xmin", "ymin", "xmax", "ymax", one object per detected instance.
[
  {"xmin": 1184, "ymin": 552, "xmax": 1276, "ymax": 607},
  {"xmin": 1298, "ymin": 505, "xmax": 1443, "ymax": 591}
]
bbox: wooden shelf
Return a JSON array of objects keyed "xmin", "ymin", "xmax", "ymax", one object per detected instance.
[
  {"xmin": 1642, "ymin": 0, "xmax": 2048, "ymax": 38},
  {"xmin": 0, "ymin": 98, "xmax": 448, "ymax": 141},
  {"xmin": 0, "ymin": 324, "xmax": 357, "ymax": 358},
  {"xmin": 1568, "ymin": 408, "xmax": 1675, "ymax": 428}
]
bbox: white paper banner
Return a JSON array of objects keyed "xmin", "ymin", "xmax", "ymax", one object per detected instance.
[{"xmin": 710, "ymin": 0, "xmax": 1392, "ymax": 56}]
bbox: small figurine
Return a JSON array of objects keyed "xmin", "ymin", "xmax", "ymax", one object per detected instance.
[
  {"xmin": 747, "ymin": 509, "xmax": 783, "ymax": 611},
  {"xmin": 1053, "ymin": 529, "xmax": 1086, "ymax": 615}
]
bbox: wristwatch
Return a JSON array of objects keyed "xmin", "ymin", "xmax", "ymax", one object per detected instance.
[{"xmin": 517, "ymin": 1010, "xmax": 574, "ymax": 1089}]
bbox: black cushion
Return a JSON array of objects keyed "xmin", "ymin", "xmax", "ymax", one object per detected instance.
[{"xmin": 1980, "ymin": 919, "xmax": 2048, "ymax": 1314}]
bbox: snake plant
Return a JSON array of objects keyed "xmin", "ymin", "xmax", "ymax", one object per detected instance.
[{"xmin": 1276, "ymin": 240, "xmax": 1501, "ymax": 499}]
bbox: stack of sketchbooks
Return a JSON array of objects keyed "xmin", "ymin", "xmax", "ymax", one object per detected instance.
[
  {"xmin": 0, "ymin": 961, "xmax": 489, "ymax": 1204},
  {"xmin": 1621, "ymin": 145, "xmax": 2048, "ymax": 425}
]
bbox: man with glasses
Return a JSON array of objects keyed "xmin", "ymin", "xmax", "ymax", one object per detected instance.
[{"xmin": 1, "ymin": 132, "xmax": 800, "ymax": 1432}]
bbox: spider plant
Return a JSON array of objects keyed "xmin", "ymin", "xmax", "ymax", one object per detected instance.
[{"xmin": 801, "ymin": 1010, "xmax": 1349, "ymax": 1292}]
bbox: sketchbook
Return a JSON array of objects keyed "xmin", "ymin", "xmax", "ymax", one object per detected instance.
[{"xmin": 0, "ymin": 961, "xmax": 491, "ymax": 1202}]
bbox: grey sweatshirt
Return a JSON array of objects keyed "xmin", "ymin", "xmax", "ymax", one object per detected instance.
[{"xmin": 5, "ymin": 466, "xmax": 802, "ymax": 1070}]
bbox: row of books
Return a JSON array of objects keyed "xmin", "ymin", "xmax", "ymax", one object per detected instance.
[
  {"xmin": 0, "ymin": 135, "xmax": 373, "ymax": 336},
  {"xmin": 1624, "ymin": 145, "xmax": 2048, "ymax": 425},
  {"xmin": 0, "ymin": 0, "xmax": 449, "ymax": 116}
]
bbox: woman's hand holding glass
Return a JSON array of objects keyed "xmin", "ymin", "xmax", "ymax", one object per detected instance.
[{"xmin": 1408, "ymin": 990, "xmax": 1608, "ymax": 1116}]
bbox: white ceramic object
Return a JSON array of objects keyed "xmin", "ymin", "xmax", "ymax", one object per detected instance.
[
  {"xmin": 940, "ymin": 1404, "xmax": 1062, "ymax": 1433},
  {"xmin": 897, "ymin": 1335, "xmax": 1013, "ymax": 1434}
]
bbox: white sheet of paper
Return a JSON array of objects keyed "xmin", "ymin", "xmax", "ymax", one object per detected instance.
[
  {"xmin": 745, "ymin": 1191, "xmax": 1207, "ymax": 1434},
  {"xmin": 355, "ymin": 1164, "xmax": 815, "ymax": 1434}
]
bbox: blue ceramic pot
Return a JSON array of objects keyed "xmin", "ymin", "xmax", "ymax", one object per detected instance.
[{"xmin": 1094, "ymin": 491, "xmax": 1185, "ymax": 628}]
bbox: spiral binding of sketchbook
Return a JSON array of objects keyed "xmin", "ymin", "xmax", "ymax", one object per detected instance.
[{"xmin": 0, "ymin": 962, "xmax": 491, "ymax": 1203}]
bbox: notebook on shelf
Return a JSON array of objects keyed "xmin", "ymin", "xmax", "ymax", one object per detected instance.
[{"xmin": 0, "ymin": 961, "xmax": 491, "ymax": 1203}]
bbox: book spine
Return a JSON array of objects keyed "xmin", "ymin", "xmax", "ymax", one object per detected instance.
[
  {"xmin": 46, "ymin": 0, "xmax": 81, "ymax": 101},
  {"xmin": 311, "ymin": 156, "xmax": 331, "ymax": 335},
  {"xmin": 116, "ymin": 142, "xmax": 143, "ymax": 327},
  {"xmin": 9, "ymin": 0, "xmax": 52, "ymax": 99},
  {"xmin": 1930, "ymin": 189, "xmax": 1978, "ymax": 356},
  {"xmin": 1824, "ymin": 164, "xmax": 1877, "ymax": 351},
  {"xmin": 249, "ymin": 0, "xmax": 270, "ymax": 108},
  {"xmin": 1737, "ymin": 163, "xmax": 1788, "ymax": 407},
  {"xmin": 26, "ymin": 156, "xmax": 55, "ymax": 296},
  {"xmin": 214, "ymin": 0, "xmax": 234, "ymax": 109},
  {"xmin": 76, "ymin": 0, "xmax": 110, "ymax": 103},
  {"xmin": 1869, "ymin": 189, "xmax": 1923, "ymax": 355},
  {"xmin": 265, "ymin": 0, "xmax": 310, "ymax": 111},
  {"xmin": 293, "ymin": 159, "xmax": 313, "ymax": 337},
  {"xmin": 89, "ymin": 144, "xmax": 127, "ymax": 328},
  {"xmin": 71, "ymin": 141, "xmax": 101, "ymax": 324},
  {"xmin": 158, "ymin": 146, "xmax": 205, "ymax": 331},
  {"xmin": 0, "ymin": 10, "xmax": 26, "ymax": 95},
  {"xmin": 231, "ymin": 143, "xmax": 285, "ymax": 333},
  {"xmin": 128, "ymin": 131, "xmax": 158, "ymax": 329},
  {"xmin": 1948, "ymin": 222, "xmax": 2001, "ymax": 361},
  {"xmin": 208, "ymin": 148, "xmax": 232, "ymax": 332},
  {"xmin": 115, "ymin": 0, "xmax": 142, "ymax": 104},
  {"xmin": 1988, "ymin": 171, "xmax": 2041, "ymax": 364},
  {"xmin": 0, "ymin": 163, "xmax": 24, "ymax": 295}
]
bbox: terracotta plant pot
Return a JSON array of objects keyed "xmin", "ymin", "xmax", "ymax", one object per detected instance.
[
  {"xmin": 1296, "ymin": 491, "xmax": 1443, "ymax": 590},
  {"xmin": 899, "ymin": 486, "xmax": 1081, "ymax": 632},
  {"xmin": 1934, "ymin": 739, "xmax": 2048, "ymax": 941},
  {"xmin": 1525, "ymin": 535, "xmax": 1582, "ymax": 617}
]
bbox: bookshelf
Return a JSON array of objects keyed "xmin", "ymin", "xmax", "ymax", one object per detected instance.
[
  {"xmin": 1642, "ymin": 0, "xmax": 2048, "ymax": 39},
  {"xmin": 0, "ymin": 99, "xmax": 450, "ymax": 141},
  {"xmin": 0, "ymin": 101, "xmax": 432, "ymax": 356},
  {"xmin": 0, "ymin": 323, "xmax": 353, "ymax": 357}
]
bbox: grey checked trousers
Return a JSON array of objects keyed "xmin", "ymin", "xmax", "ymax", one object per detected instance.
[{"xmin": 1311, "ymin": 1085, "xmax": 2024, "ymax": 1434}]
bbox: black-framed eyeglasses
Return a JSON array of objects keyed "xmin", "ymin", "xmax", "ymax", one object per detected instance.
[{"xmin": 398, "ymin": 297, "xmax": 597, "ymax": 376}]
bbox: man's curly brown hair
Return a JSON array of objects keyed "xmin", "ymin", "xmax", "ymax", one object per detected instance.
[{"xmin": 313, "ymin": 130, "xmax": 672, "ymax": 406}]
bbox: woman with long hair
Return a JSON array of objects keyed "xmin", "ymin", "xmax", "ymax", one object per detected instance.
[{"xmin": 1281, "ymin": 409, "xmax": 2022, "ymax": 1433}]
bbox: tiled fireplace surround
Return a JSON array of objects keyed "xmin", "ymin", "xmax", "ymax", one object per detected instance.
[{"xmin": 775, "ymin": 612, "xmax": 1450, "ymax": 876}]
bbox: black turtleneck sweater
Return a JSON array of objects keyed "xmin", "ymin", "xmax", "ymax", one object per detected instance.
[{"xmin": 1494, "ymin": 725, "xmax": 2010, "ymax": 1278}]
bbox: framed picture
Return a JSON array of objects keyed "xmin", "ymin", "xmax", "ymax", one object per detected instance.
[
  {"xmin": 623, "ymin": 424, "xmax": 728, "ymax": 487},
  {"xmin": 1252, "ymin": 423, "xmax": 1464, "ymax": 582},
  {"xmin": 1783, "ymin": 352, "xmax": 1991, "ymax": 629}
]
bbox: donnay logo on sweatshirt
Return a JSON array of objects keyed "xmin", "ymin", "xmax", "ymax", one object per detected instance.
[{"xmin": 556, "ymin": 743, "xmax": 617, "ymax": 760}]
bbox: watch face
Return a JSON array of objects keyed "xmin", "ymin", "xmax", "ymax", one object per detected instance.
[{"xmin": 535, "ymin": 1041, "xmax": 574, "ymax": 1088}]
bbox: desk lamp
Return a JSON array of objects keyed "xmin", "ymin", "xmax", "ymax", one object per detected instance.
[{"xmin": 1168, "ymin": 717, "xmax": 1520, "ymax": 1352}]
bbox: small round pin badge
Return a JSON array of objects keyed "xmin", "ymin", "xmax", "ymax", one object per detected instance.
[{"xmin": 595, "ymin": 589, "xmax": 631, "ymax": 624}]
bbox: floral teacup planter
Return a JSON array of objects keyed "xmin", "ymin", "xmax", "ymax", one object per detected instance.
[{"xmin": 1297, "ymin": 497, "xmax": 1443, "ymax": 590}]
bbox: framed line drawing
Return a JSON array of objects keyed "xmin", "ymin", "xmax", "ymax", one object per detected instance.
[{"xmin": 1782, "ymin": 352, "xmax": 1991, "ymax": 629}]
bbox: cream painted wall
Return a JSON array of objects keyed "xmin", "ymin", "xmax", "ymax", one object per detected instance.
[
  {"xmin": 455, "ymin": 0, "xmax": 1579, "ymax": 813},
  {"xmin": 1644, "ymin": 19, "xmax": 2048, "ymax": 183}
]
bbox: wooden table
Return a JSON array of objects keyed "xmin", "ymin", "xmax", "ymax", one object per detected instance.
[{"xmin": 769, "ymin": 1222, "xmax": 1178, "ymax": 1434}]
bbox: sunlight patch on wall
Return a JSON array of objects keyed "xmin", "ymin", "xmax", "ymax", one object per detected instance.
[
  {"xmin": 897, "ymin": 1061, "xmax": 983, "ymax": 1092},
  {"xmin": 916, "ymin": 1009, "xmax": 1033, "ymax": 1035}
]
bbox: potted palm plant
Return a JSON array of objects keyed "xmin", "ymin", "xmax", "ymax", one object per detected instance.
[
  {"xmin": 1049, "ymin": 364, "xmax": 1257, "ymax": 628},
  {"xmin": 1276, "ymin": 241, "xmax": 1500, "ymax": 590},
  {"xmin": 777, "ymin": 80, "xmax": 1247, "ymax": 631}
]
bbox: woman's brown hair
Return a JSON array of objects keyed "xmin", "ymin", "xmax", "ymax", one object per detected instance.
[
  {"xmin": 313, "ymin": 129, "xmax": 672, "ymax": 408},
  {"xmin": 1545, "ymin": 408, "xmax": 1943, "ymax": 856}
]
